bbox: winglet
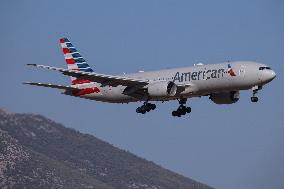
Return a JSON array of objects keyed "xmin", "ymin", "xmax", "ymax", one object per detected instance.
[
  {"xmin": 27, "ymin": 64, "xmax": 37, "ymax": 66},
  {"xmin": 23, "ymin": 82, "xmax": 32, "ymax": 84}
]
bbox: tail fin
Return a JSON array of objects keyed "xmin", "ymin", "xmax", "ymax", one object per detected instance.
[{"xmin": 59, "ymin": 37, "xmax": 93, "ymax": 85}]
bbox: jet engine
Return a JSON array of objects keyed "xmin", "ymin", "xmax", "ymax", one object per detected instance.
[
  {"xmin": 147, "ymin": 81, "xmax": 177, "ymax": 97},
  {"xmin": 209, "ymin": 91, "xmax": 240, "ymax": 104}
]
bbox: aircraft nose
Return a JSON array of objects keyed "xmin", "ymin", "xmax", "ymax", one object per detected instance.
[
  {"xmin": 271, "ymin": 70, "xmax": 276, "ymax": 80},
  {"xmin": 265, "ymin": 70, "xmax": 276, "ymax": 82}
]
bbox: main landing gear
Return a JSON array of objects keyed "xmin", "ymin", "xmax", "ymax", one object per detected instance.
[
  {"xmin": 172, "ymin": 98, "xmax": 191, "ymax": 117},
  {"xmin": 136, "ymin": 102, "xmax": 156, "ymax": 114},
  {"xmin": 251, "ymin": 86, "xmax": 262, "ymax": 103}
]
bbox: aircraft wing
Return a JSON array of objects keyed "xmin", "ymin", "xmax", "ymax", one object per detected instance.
[
  {"xmin": 24, "ymin": 82, "xmax": 79, "ymax": 91},
  {"xmin": 27, "ymin": 64, "xmax": 149, "ymax": 87}
]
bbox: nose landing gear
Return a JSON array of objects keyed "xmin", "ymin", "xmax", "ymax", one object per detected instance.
[
  {"xmin": 251, "ymin": 96, "xmax": 258, "ymax": 103},
  {"xmin": 172, "ymin": 98, "xmax": 191, "ymax": 117},
  {"xmin": 251, "ymin": 86, "xmax": 262, "ymax": 103},
  {"xmin": 136, "ymin": 102, "xmax": 156, "ymax": 114}
]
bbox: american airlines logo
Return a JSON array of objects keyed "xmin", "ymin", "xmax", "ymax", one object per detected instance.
[
  {"xmin": 174, "ymin": 68, "xmax": 225, "ymax": 82},
  {"xmin": 173, "ymin": 64, "xmax": 236, "ymax": 82}
]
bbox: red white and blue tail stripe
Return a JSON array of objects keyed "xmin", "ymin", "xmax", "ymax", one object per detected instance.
[
  {"xmin": 60, "ymin": 37, "xmax": 93, "ymax": 72},
  {"xmin": 60, "ymin": 37, "xmax": 94, "ymax": 85}
]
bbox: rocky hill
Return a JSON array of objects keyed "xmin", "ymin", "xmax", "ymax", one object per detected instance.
[{"xmin": 0, "ymin": 109, "xmax": 214, "ymax": 189}]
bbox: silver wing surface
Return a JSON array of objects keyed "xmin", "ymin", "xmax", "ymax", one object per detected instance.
[{"xmin": 27, "ymin": 64, "xmax": 149, "ymax": 87}]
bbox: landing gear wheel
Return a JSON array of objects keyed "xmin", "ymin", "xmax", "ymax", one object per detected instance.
[
  {"xmin": 136, "ymin": 107, "xmax": 142, "ymax": 113},
  {"xmin": 251, "ymin": 86, "xmax": 261, "ymax": 103},
  {"xmin": 172, "ymin": 111, "xmax": 178, "ymax": 117},
  {"xmin": 145, "ymin": 105, "xmax": 151, "ymax": 112},
  {"xmin": 150, "ymin": 104, "xmax": 156, "ymax": 110},
  {"xmin": 180, "ymin": 107, "xmax": 187, "ymax": 115},
  {"xmin": 140, "ymin": 106, "xmax": 147, "ymax": 113},
  {"xmin": 136, "ymin": 103, "xmax": 156, "ymax": 114},
  {"xmin": 251, "ymin": 96, "xmax": 258, "ymax": 102},
  {"xmin": 172, "ymin": 98, "xmax": 191, "ymax": 117},
  {"xmin": 186, "ymin": 107, "xmax": 191, "ymax": 113}
]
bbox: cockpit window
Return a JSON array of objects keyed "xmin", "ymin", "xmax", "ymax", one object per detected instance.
[{"xmin": 259, "ymin": 67, "xmax": 271, "ymax": 70}]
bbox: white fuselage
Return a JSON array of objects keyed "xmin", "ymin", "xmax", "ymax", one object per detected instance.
[{"xmin": 71, "ymin": 61, "xmax": 276, "ymax": 103}]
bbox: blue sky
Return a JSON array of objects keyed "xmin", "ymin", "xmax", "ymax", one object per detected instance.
[{"xmin": 1, "ymin": 1, "xmax": 284, "ymax": 189}]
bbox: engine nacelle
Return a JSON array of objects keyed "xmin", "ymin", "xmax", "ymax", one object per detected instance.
[
  {"xmin": 210, "ymin": 91, "xmax": 240, "ymax": 104},
  {"xmin": 147, "ymin": 81, "xmax": 177, "ymax": 97}
]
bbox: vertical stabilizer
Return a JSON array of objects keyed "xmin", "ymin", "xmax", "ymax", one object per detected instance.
[{"xmin": 59, "ymin": 37, "xmax": 93, "ymax": 85}]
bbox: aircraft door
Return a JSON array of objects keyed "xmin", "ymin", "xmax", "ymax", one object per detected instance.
[
  {"xmin": 239, "ymin": 65, "xmax": 245, "ymax": 78},
  {"xmin": 237, "ymin": 65, "xmax": 247, "ymax": 87}
]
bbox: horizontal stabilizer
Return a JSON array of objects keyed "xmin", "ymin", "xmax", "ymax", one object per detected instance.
[{"xmin": 24, "ymin": 82, "xmax": 79, "ymax": 91}]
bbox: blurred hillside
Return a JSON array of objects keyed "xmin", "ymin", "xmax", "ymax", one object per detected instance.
[{"xmin": 0, "ymin": 109, "xmax": 214, "ymax": 189}]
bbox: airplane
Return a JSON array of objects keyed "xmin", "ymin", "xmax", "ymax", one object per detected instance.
[{"xmin": 24, "ymin": 37, "xmax": 276, "ymax": 117}]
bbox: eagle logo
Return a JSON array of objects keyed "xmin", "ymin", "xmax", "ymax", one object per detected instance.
[{"xmin": 228, "ymin": 64, "xmax": 236, "ymax": 76}]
